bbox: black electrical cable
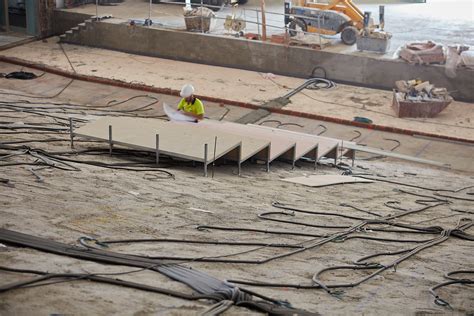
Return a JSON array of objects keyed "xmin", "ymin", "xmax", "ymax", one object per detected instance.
[
  {"xmin": 349, "ymin": 130, "xmax": 362, "ymax": 142},
  {"xmin": 229, "ymin": 219, "xmax": 473, "ymax": 291},
  {"xmin": 0, "ymin": 144, "xmax": 175, "ymax": 178},
  {"xmin": 0, "ymin": 230, "xmax": 314, "ymax": 315}
]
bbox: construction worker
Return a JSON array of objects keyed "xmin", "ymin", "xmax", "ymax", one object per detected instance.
[{"xmin": 177, "ymin": 84, "xmax": 205, "ymax": 122}]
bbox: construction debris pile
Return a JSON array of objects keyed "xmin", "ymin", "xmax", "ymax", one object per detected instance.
[
  {"xmin": 393, "ymin": 79, "xmax": 452, "ymax": 118},
  {"xmin": 183, "ymin": 7, "xmax": 215, "ymax": 32},
  {"xmin": 395, "ymin": 79, "xmax": 451, "ymax": 102},
  {"xmin": 398, "ymin": 41, "xmax": 445, "ymax": 65}
]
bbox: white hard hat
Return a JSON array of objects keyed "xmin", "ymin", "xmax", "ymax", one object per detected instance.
[{"xmin": 180, "ymin": 84, "xmax": 195, "ymax": 98}]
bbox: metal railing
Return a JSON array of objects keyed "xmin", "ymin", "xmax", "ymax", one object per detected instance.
[{"xmin": 90, "ymin": 0, "xmax": 333, "ymax": 49}]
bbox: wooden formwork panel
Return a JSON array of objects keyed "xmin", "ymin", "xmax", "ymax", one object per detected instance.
[
  {"xmin": 200, "ymin": 120, "xmax": 296, "ymax": 163},
  {"xmin": 199, "ymin": 120, "xmax": 271, "ymax": 163},
  {"xmin": 248, "ymin": 124, "xmax": 346, "ymax": 161},
  {"xmin": 244, "ymin": 124, "xmax": 319, "ymax": 161}
]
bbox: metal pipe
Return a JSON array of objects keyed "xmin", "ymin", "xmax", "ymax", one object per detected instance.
[
  {"xmin": 260, "ymin": 0, "xmax": 267, "ymax": 41},
  {"xmin": 149, "ymin": 0, "xmax": 152, "ymax": 22}
]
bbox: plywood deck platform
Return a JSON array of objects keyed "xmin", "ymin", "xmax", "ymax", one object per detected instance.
[
  {"xmin": 74, "ymin": 117, "xmax": 243, "ymax": 173},
  {"xmin": 75, "ymin": 118, "xmax": 415, "ymax": 175}
]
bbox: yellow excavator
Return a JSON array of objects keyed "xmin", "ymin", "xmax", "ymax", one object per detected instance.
[{"xmin": 285, "ymin": 0, "xmax": 383, "ymax": 45}]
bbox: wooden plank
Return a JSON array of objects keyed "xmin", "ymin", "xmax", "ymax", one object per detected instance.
[
  {"xmin": 281, "ymin": 175, "xmax": 374, "ymax": 187},
  {"xmin": 200, "ymin": 120, "xmax": 296, "ymax": 162},
  {"xmin": 74, "ymin": 117, "xmax": 242, "ymax": 163}
]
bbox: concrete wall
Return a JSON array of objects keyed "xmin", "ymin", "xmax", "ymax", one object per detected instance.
[
  {"xmin": 62, "ymin": 20, "xmax": 474, "ymax": 101},
  {"xmin": 52, "ymin": 10, "xmax": 92, "ymax": 35}
]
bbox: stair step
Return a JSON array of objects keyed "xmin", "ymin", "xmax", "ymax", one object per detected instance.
[
  {"xmin": 71, "ymin": 26, "xmax": 79, "ymax": 31},
  {"xmin": 78, "ymin": 23, "xmax": 86, "ymax": 28},
  {"xmin": 65, "ymin": 30, "xmax": 73, "ymax": 35}
]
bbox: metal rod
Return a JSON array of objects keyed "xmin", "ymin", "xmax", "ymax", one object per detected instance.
[
  {"xmin": 3, "ymin": 0, "xmax": 10, "ymax": 32},
  {"xmin": 149, "ymin": 0, "xmax": 152, "ymax": 22},
  {"xmin": 260, "ymin": 0, "xmax": 267, "ymax": 41},
  {"xmin": 212, "ymin": 136, "xmax": 217, "ymax": 178},
  {"xmin": 340, "ymin": 140, "xmax": 344, "ymax": 165},
  {"xmin": 256, "ymin": 9, "xmax": 260, "ymax": 39},
  {"xmin": 203, "ymin": 143, "xmax": 208, "ymax": 177},
  {"xmin": 201, "ymin": 0, "xmax": 204, "ymax": 34},
  {"xmin": 266, "ymin": 147, "xmax": 270, "ymax": 172},
  {"xmin": 318, "ymin": 11, "xmax": 322, "ymax": 48},
  {"xmin": 237, "ymin": 143, "xmax": 242, "ymax": 176},
  {"xmin": 69, "ymin": 117, "xmax": 74, "ymax": 149},
  {"xmin": 96, "ymin": 0, "xmax": 99, "ymax": 21},
  {"xmin": 108, "ymin": 125, "xmax": 113, "ymax": 156},
  {"xmin": 155, "ymin": 134, "xmax": 160, "ymax": 166},
  {"xmin": 314, "ymin": 147, "xmax": 318, "ymax": 170}
]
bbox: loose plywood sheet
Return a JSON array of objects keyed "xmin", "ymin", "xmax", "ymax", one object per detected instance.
[
  {"xmin": 281, "ymin": 175, "xmax": 374, "ymax": 187},
  {"xmin": 74, "ymin": 117, "xmax": 242, "ymax": 163},
  {"xmin": 200, "ymin": 120, "xmax": 296, "ymax": 162},
  {"xmin": 249, "ymin": 124, "xmax": 342, "ymax": 160}
]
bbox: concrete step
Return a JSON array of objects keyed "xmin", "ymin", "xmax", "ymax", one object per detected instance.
[
  {"xmin": 71, "ymin": 26, "xmax": 79, "ymax": 32},
  {"xmin": 65, "ymin": 30, "xmax": 73, "ymax": 35},
  {"xmin": 78, "ymin": 22, "xmax": 86, "ymax": 28}
]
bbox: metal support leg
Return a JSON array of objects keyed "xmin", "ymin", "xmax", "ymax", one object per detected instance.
[
  {"xmin": 203, "ymin": 143, "xmax": 208, "ymax": 177},
  {"xmin": 212, "ymin": 136, "xmax": 217, "ymax": 179},
  {"xmin": 155, "ymin": 134, "xmax": 160, "ymax": 166},
  {"xmin": 237, "ymin": 144, "xmax": 242, "ymax": 176},
  {"xmin": 266, "ymin": 147, "xmax": 270, "ymax": 172},
  {"xmin": 69, "ymin": 117, "xmax": 74, "ymax": 149},
  {"xmin": 314, "ymin": 147, "xmax": 318, "ymax": 170},
  {"xmin": 352, "ymin": 150, "xmax": 356, "ymax": 167},
  {"xmin": 108, "ymin": 125, "xmax": 113, "ymax": 156}
]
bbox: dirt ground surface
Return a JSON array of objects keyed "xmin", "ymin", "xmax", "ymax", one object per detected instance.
[
  {"xmin": 1, "ymin": 38, "xmax": 473, "ymax": 142},
  {"xmin": 0, "ymin": 61, "xmax": 473, "ymax": 315}
]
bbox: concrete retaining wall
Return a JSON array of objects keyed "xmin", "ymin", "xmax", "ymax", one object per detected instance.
[
  {"xmin": 59, "ymin": 18, "xmax": 474, "ymax": 101},
  {"xmin": 53, "ymin": 10, "xmax": 93, "ymax": 35}
]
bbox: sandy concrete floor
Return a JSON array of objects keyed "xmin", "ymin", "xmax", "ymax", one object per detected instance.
[
  {"xmin": 1, "ymin": 38, "xmax": 472, "ymax": 142},
  {"xmin": 61, "ymin": 0, "xmax": 474, "ymax": 55},
  {"xmin": 0, "ymin": 62, "xmax": 473, "ymax": 315},
  {"xmin": 0, "ymin": 32, "xmax": 32, "ymax": 49}
]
